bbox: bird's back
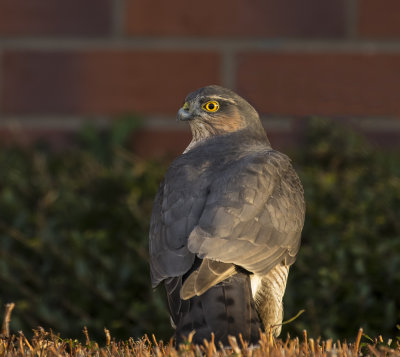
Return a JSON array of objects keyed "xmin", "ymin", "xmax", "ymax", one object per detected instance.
[{"xmin": 149, "ymin": 85, "xmax": 305, "ymax": 346}]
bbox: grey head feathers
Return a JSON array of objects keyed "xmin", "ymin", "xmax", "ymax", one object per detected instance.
[{"xmin": 177, "ymin": 85, "xmax": 268, "ymax": 151}]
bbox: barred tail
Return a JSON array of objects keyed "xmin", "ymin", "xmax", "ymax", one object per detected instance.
[{"xmin": 167, "ymin": 271, "xmax": 262, "ymax": 346}]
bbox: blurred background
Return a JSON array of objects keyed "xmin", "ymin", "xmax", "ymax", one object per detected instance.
[{"xmin": 0, "ymin": 0, "xmax": 399, "ymax": 343}]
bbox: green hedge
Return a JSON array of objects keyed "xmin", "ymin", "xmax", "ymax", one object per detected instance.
[
  {"xmin": 0, "ymin": 120, "xmax": 170, "ymax": 341},
  {"xmin": 285, "ymin": 118, "xmax": 400, "ymax": 340},
  {"xmin": 0, "ymin": 118, "xmax": 399, "ymax": 341}
]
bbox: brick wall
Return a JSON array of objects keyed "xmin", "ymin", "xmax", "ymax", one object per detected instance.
[{"xmin": 0, "ymin": 0, "xmax": 399, "ymax": 156}]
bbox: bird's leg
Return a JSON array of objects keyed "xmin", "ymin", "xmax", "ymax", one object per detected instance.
[{"xmin": 253, "ymin": 264, "xmax": 289, "ymax": 337}]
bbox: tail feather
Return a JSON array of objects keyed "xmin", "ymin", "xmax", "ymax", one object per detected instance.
[{"xmin": 167, "ymin": 271, "xmax": 262, "ymax": 345}]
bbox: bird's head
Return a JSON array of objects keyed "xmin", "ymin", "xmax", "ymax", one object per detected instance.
[{"xmin": 177, "ymin": 85, "xmax": 266, "ymax": 145}]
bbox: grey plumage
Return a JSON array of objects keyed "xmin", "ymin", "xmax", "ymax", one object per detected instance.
[{"xmin": 149, "ymin": 85, "xmax": 305, "ymax": 345}]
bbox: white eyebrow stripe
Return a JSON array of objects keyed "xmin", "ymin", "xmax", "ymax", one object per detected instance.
[{"xmin": 206, "ymin": 95, "xmax": 237, "ymax": 104}]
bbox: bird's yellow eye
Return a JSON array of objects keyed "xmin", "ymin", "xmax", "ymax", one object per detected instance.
[{"xmin": 202, "ymin": 100, "xmax": 220, "ymax": 113}]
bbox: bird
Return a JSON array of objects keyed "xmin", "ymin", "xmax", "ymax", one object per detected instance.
[{"xmin": 149, "ymin": 85, "xmax": 305, "ymax": 345}]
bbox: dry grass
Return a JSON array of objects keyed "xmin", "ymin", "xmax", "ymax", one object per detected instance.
[{"xmin": 1, "ymin": 304, "xmax": 399, "ymax": 356}]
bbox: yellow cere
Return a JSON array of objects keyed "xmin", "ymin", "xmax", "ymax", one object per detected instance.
[
  {"xmin": 182, "ymin": 102, "xmax": 190, "ymax": 110},
  {"xmin": 202, "ymin": 100, "xmax": 220, "ymax": 113}
]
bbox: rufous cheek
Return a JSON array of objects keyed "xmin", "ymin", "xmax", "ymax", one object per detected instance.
[{"xmin": 212, "ymin": 111, "xmax": 247, "ymax": 133}]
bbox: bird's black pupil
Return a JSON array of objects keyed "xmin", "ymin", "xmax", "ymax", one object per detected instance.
[{"xmin": 208, "ymin": 103, "xmax": 214, "ymax": 110}]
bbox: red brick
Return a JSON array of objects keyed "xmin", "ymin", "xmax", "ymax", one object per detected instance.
[
  {"xmin": 358, "ymin": 0, "xmax": 400, "ymax": 38},
  {"xmin": 129, "ymin": 126, "xmax": 303, "ymax": 158},
  {"xmin": 125, "ymin": 0, "xmax": 346, "ymax": 38},
  {"xmin": 131, "ymin": 129, "xmax": 192, "ymax": 158},
  {"xmin": 362, "ymin": 131, "xmax": 400, "ymax": 149},
  {"xmin": 1, "ymin": 51, "xmax": 220, "ymax": 115},
  {"xmin": 0, "ymin": 126, "xmax": 191, "ymax": 156},
  {"xmin": 237, "ymin": 53, "xmax": 400, "ymax": 117},
  {"xmin": 0, "ymin": 0, "xmax": 112, "ymax": 36},
  {"xmin": 0, "ymin": 127, "xmax": 76, "ymax": 149},
  {"xmin": 1, "ymin": 122, "xmax": 397, "ymax": 156}
]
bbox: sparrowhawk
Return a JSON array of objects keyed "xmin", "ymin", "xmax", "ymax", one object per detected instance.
[{"xmin": 149, "ymin": 85, "xmax": 305, "ymax": 345}]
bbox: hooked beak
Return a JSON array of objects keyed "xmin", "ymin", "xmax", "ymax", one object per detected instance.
[{"xmin": 177, "ymin": 102, "xmax": 194, "ymax": 121}]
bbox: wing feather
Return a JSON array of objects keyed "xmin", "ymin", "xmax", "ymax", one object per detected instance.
[
  {"xmin": 180, "ymin": 259, "xmax": 236, "ymax": 300},
  {"xmin": 149, "ymin": 146, "xmax": 305, "ymax": 290},
  {"xmin": 187, "ymin": 150, "xmax": 305, "ymax": 275}
]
